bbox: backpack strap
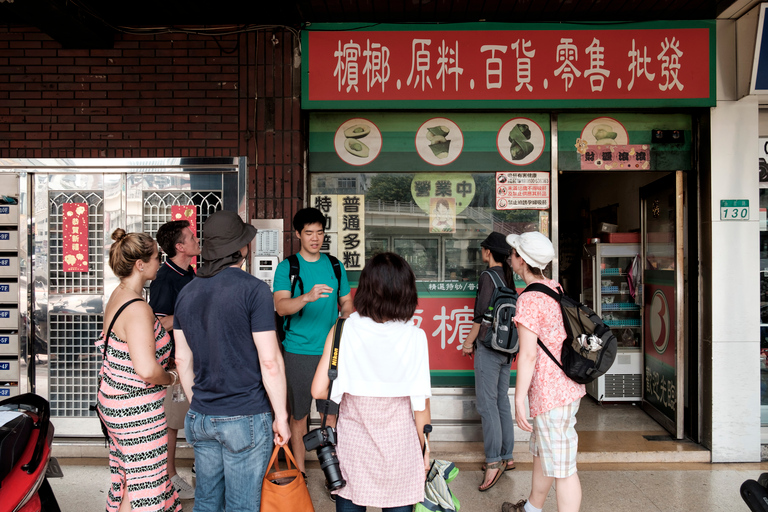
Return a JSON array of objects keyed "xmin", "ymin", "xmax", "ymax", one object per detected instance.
[
  {"xmin": 284, "ymin": 254, "xmax": 302, "ymax": 332},
  {"xmin": 483, "ymin": 268, "xmax": 505, "ymax": 290},
  {"xmin": 327, "ymin": 254, "xmax": 342, "ymax": 300},
  {"xmin": 520, "ymin": 282, "xmax": 566, "ymax": 372},
  {"xmin": 523, "ymin": 282, "xmax": 561, "ymax": 301},
  {"xmin": 284, "ymin": 253, "xmax": 343, "ymax": 333},
  {"xmin": 102, "ymin": 298, "xmax": 143, "ymax": 359}
]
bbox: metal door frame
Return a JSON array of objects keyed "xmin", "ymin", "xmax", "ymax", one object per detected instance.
[{"xmin": 0, "ymin": 157, "xmax": 246, "ymax": 436}]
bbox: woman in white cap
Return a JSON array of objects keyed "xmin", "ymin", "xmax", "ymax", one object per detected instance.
[
  {"xmin": 461, "ymin": 232, "xmax": 516, "ymax": 492},
  {"xmin": 501, "ymin": 232, "xmax": 585, "ymax": 512}
]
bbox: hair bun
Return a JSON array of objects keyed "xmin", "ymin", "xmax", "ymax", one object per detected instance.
[{"xmin": 111, "ymin": 228, "xmax": 127, "ymax": 242}]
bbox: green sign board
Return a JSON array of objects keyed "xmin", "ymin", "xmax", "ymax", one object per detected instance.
[{"xmin": 720, "ymin": 199, "xmax": 750, "ymax": 221}]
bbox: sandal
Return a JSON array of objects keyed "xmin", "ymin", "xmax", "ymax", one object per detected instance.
[
  {"xmin": 478, "ymin": 460, "xmax": 506, "ymax": 492},
  {"xmin": 481, "ymin": 459, "xmax": 515, "ymax": 472}
]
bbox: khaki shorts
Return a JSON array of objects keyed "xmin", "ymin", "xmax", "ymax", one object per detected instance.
[
  {"xmin": 163, "ymin": 392, "xmax": 190, "ymax": 431},
  {"xmin": 529, "ymin": 399, "xmax": 581, "ymax": 478}
]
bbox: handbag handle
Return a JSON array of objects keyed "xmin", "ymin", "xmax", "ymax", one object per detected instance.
[
  {"xmin": 102, "ymin": 298, "xmax": 143, "ymax": 359},
  {"xmin": 266, "ymin": 443, "xmax": 300, "ymax": 475}
]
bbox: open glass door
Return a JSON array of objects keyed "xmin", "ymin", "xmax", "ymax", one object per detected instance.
[{"xmin": 640, "ymin": 172, "xmax": 685, "ymax": 438}]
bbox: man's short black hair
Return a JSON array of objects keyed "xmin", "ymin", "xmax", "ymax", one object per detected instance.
[
  {"xmin": 156, "ymin": 220, "xmax": 190, "ymax": 258},
  {"xmin": 293, "ymin": 207, "xmax": 326, "ymax": 233}
]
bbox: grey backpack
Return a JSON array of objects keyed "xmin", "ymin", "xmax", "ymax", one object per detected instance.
[{"xmin": 480, "ymin": 270, "xmax": 519, "ymax": 356}]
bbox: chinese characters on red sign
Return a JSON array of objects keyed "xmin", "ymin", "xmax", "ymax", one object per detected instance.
[
  {"xmin": 172, "ymin": 205, "xmax": 197, "ymax": 267},
  {"xmin": 579, "ymin": 144, "xmax": 650, "ymax": 170},
  {"xmin": 62, "ymin": 203, "xmax": 88, "ymax": 272},
  {"xmin": 305, "ymin": 27, "xmax": 711, "ymax": 104}
]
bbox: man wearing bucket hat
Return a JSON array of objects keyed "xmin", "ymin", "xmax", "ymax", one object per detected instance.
[
  {"xmin": 172, "ymin": 210, "xmax": 291, "ymax": 512},
  {"xmin": 460, "ymin": 232, "xmax": 516, "ymax": 492},
  {"xmin": 502, "ymin": 231, "xmax": 585, "ymax": 512}
]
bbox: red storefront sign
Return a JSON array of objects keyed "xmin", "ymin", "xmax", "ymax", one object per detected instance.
[
  {"xmin": 303, "ymin": 23, "xmax": 714, "ymax": 108},
  {"xmin": 171, "ymin": 205, "xmax": 197, "ymax": 267},
  {"xmin": 62, "ymin": 203, "xmax": 89, "ymax": 272}
]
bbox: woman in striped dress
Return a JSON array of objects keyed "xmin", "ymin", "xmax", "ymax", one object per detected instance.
[{"xmin": 96, "ymin": 228, "xmax": 182, "ymax": 512}]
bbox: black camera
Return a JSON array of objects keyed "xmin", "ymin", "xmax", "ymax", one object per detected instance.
[{"xmin": 303, "ymin": 425, "xmax": 346, "ymax": 491}]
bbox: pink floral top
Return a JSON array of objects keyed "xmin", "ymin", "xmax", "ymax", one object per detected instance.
[{"xmin": 514, "ymin": 279, "xmax": 586, "ymax": 417}]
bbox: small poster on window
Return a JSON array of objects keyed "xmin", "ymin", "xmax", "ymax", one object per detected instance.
[
  {"xmin": 312, "ymin": 195, "xmax": 337, "ymax": 233},
  {"xmin": 338, "ymin": 195, "xmax": 365, "ymax": 271},
  {"xmin": 495, "ymin": 172, "xmax": 550, "ymax": 210},
  {"xmin": 63, "ymin": 203, "xmax": 89, "ymax": 272},
  {"xmin": 430, "ymin": 197, "xmax": 456, "ymax": 233}
]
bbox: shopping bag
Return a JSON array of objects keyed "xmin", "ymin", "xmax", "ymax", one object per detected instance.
[
  {"xmin": 261, "ymin": 444, "xmax": 315, "ymax": 512},
  {"xmin": 414, "ymin": 458, "xmax": 460, "ymax": 512}
]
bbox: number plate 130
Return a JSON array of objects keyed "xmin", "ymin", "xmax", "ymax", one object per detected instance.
[{"xmin": 720, "ymin": 199, "xmax": 750, "ymax": 221}]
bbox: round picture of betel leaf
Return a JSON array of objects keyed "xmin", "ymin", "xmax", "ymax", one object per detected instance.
[
  {"xmin": 496, "ymin": 118, "xmax": 546, "ymax": 166},
  {"xmin": 334, "ymin": 118, "xmax": 382, "ymax": 166},
  {"xmin": 415, "ymin": 118, "xmax": 464, "ymax": 166}
]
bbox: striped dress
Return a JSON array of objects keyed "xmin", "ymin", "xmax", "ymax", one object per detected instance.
[{"xmin": 95, "ymin": 318, "xmax": 181, "ymax": 512}]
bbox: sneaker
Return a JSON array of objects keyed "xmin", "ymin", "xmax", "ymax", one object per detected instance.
[
  {"xmin": 171, "ymin": 474, "xmax": 195, "ymax": 500},
  {"xmin": 501, "ymin": 500, "xmax": 527, "ymax": 512}
]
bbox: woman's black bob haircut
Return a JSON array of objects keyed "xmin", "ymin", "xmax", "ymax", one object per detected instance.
[{"xmin": 353, "ymin": 252, "xmax": 418, "ymax": 323}]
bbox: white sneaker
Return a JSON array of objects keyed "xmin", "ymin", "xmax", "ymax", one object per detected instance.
[{"xmin": 171, "ymin": 474, "xmax": 195, "ymax": 500}]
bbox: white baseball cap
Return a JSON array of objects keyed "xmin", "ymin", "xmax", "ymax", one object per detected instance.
[{"xmin": 506, "ymin": 231, "xmax": 555, "ymax": 270}]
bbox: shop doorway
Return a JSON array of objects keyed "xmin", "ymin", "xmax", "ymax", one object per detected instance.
[{"xmin": 558, "ymin": 170, "xmax": 694, "ymax": 440}]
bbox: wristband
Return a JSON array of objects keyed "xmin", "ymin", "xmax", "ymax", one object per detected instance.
[{"xmin": 168, "ymin": 369, "xmax": 178, "ymax": 387}]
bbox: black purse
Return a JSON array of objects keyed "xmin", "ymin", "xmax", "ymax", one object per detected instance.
[{"xmin": 90, "ymin": 298, "xmax": 143, "ymax": 443}]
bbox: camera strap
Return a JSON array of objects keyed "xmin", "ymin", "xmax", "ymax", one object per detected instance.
[{"xmin": 320, "ymin": 317, "xmax": 345, "ymax": 430}]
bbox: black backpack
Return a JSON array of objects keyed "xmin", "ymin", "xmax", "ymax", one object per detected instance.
[
  {"xmin": 479, "ymin": 270, "xmax": 519, "ymax": 356},
  {"xmin": 282, "ymin": 253, "xmax": 342, "ymax": 334},
  {"xmin": 523, "ymin": 283, "xmax": 617, "ymax": 385}
]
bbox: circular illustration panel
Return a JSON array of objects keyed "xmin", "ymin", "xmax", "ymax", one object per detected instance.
[
  {"xmin": 496, "ymin": 118, "xmax": 546, "ymax": 166},
  {"xmin": 415, "ymin": 118, "xmax": 464, "ymax": 166},
  {"xmin": 580, "ymin": 117, "xmax": 629, "ymax": 145},
  {"xmin": 334, "ymin": 118, "xmax": 383, "ymax": 166}
]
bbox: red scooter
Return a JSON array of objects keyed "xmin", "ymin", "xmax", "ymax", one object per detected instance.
[{"xmin": 0, "ymin": 393, "xmax": 62, "ymax": 512}]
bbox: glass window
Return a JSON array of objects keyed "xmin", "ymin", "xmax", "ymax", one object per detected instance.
[{"xmin": 310, "ymin": 172, "xmax": 545, "ymax": 283}]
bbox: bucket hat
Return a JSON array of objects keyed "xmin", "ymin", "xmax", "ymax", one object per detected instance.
[
  {"xmin": 480, "ymin": 232, "xmax": 511, "ymax": 255},
  {"xmin": 506, "ymin": 231, "xmax": 554, "ymax": 270},
  {"xmin": 201, "ymin": 210, "xmax": 257, "ymax": 260}
]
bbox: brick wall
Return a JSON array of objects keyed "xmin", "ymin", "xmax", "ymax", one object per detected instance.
[{"xmin": 0, "ymin": 25, "xmax": 305, "ymax": 231}]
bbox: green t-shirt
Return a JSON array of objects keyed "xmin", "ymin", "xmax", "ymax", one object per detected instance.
[{"xmin": 274, "ymin": 253, "xmax": 351, "ymax": 355}]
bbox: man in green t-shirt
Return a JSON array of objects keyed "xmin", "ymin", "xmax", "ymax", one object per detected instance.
[{"xmin": 273, "ymin": 207, "xmax": 354, "ymax": 477}]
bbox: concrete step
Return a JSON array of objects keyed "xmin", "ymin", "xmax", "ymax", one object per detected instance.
[{"xmin": 52, "ymin": 429, "xmax": 710, "ymax": 464}]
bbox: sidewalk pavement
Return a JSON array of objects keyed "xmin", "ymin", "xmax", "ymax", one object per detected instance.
[{"xmin": 50, "ymin": 457, "xmax": 768, "ymax": 511}]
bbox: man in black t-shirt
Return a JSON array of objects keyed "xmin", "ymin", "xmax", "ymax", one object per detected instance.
[{"xmin": 149, "ymin": 219, "xmax": 200, "ymax": 500}]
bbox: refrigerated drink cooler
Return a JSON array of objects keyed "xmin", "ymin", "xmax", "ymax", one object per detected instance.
[{"xmin": 582, "ymin": 242, "xmax": 643, "ymax": 402}]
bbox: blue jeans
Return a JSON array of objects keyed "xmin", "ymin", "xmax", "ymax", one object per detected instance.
[
  {"xmin": 474, "ymin": 342, "xmax": 515, "ymax": 463},
  {"xmin": 335, "ymin": 495, "xmax": 414, "ymax": 512},
  {"xmin": 185, "ymin": 409, "xmax": 273, "ymax": 512}
]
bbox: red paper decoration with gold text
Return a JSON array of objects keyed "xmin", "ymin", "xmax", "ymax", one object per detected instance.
[{"xmin": 63, "ymin": 203, "xmax": 89, "ymax": 272}]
